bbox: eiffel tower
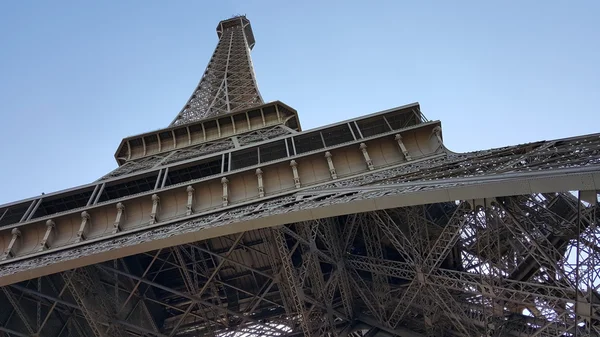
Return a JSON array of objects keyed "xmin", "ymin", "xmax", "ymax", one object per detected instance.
[{"xmin": 1, "ymin": 15, "xmax": 599, "ymax": 337}]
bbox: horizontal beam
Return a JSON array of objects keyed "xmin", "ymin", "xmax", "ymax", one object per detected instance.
[
  {"xmin": 0, "ymin": 164, "xmax": 597, "ymax": 287},
  {"xmin": 298, "ymin": 165, "xmax": 600, "ymax": 197}
]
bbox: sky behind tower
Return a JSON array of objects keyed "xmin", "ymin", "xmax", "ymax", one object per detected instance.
[{"xmin": 0, "ymin": 0, "xmax": 599, "ymax": 204}]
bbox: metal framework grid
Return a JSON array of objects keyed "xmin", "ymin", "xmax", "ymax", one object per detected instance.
[
  {"xmin": 1, "ymin": 15, "xmax": 600, "ymax": 337},
  {"xmin": 170, "ymin": 16, "xmax": 263, "ymax": 126}
]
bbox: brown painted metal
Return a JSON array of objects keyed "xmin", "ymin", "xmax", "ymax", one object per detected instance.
[
  {"xmin": 0, "ymin": 122, "xmax": 443, "ymax": 268},
  {"xmin": 1, "ymin": 15, "xmax": 599, "ymax": 337}
]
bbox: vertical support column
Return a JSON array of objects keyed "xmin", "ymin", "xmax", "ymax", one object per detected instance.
[
  {"xmin": 260, "ymin": 108, "xmax": 266, "ymax": 126},
  {"xmin": 87, "ymin": 184, "xmax": 100, "ymax": 207},
  {"xmin": 154, "ymin": 169, "xmax": 163, "ymax": 190},
  {"xmin": 383, "ymin": 116, "xmax": 393, "ymax": 131},
  {"xmin": 76, "ymin": 211, "xmax": 90, "ymax": 242},
  {"xmin": 432, "ymin": 126, "xmax": 443, "ymax": 146},
  {"xmin": 325, "ymin": 151, "xmax": 337, "ymax": 180},
  {"xmin": 39, "ymin": 220, "xmax": 55, "ymax": 251},
  {"xmin": 272, "ymin": 228, "xmax": 313, "ymax": 337},
  {"xmin": 221, "ymin": 177, "xmax": 229, "ymax": 207},
  {"xmin": 290, "ymin": 160, "xmax": 301, "ymax": 188},
  {"xmin": 231, "ymin": 116, "xmax": 237, "ymax": 134},
  {"xmin": 353, "ymin": 121, "xmax": 363, "ymax": 138},
  {"xmin": 26, "ymin": 198, "xmax": 43, "ymax": 221},
  {"xmin": 284, "ymin": 138, "xmax": 290, "ymax": 156},
  {"xmin": 1, "ymin": 228, "xmax": 21, "ymax": 260},
  {"xmin": 127, "ymin": 141, "xmax": 132, "ymax": 160},
  {"xmin": 19, "ymin": 199, "xmax": 37, "ymax": 222},
  {"xmin": 319, "ymin": 132, "xmax": 327, "ymax": 148},
  {"xmin": 347, "ymin": 122, "xmax": 357, "ymax": 140},
  {"xmin": 161, "ymin": 167, "xmax": 169, "ymax": 188},
  {"xmin": 359, "ymin": 143, "xmax": 375, "ymax": 171},
  {"xmin": 93, "ymin": 183, "xmax": 105, "ymax": 205},
  {"xmin": 245, "ymin": 112, "xmax": 251, "ymax": 130},
  {"xmin": 275, "ymin": 104, "xmax": 282, "ymax": 122},
  {"xmin": 150, "ymin": 194, "xmax": 160, "ymax": 225},
  {"xmin": 394, "ymin": 134, "xmax": 412, "ymax": 161},
  {"xmin": 256, "ymin": 168, "xmax": 265, "ymax": 198},
  {"xmin": 142, "ymin": 137, "xmax": 147, "ymax": 156},
  {"xmin": 576, "ymin": 189, "xmax": 598, "ymax": 333},
  {"xmin": 113, "ymin": 202, "xmax": 125, "ymax": 234},
  {"xmin": 186, "ymin": 185, "xmax": 195, "ymax": 216},
  {"xmin": 291, "ymin": 137, "xmax": 297, "ymax": 155}
]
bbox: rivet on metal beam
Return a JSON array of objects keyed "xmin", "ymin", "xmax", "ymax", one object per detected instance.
[
  {"xmin": 1, "ymin": 228, "xmax": 22, "ymax": 260},
  {"xmin": 39, "ymin": 219, "xmax": 55, "ymax": 251},
  {"xmin": 186, "ymin": 185, "xmax": 195, "ymax": 215},
  {"xmin": 256, "ymin": 168, "xmax": 265, "ymax": 198},
  {"xmin": 113, "ymin": 202, "xmax": 125, "ymax": 234},
  {"xmin": 76, "ymin": 211, "xmax": 91, "ymax": 243},
  {"xmin": 394, "ymin": 134, "xmax": 412, "ymax": 161},
  {"xmin": 150, "ymin": 194, "xmax": 160, "ymax": 225},
  {"xmin": 221, "ymin": 177, "xmax": 229, "ymax": 207},
  {"xmin": 290, "ymin": 160, "xmax": 301, "ymax": 188},
  {"xmin": 359, "ymin": 143, "xmax": 374, "ymax": 171},
  {"xmin": 325, "ymin": 151, "xmax": 337, "ymax": 179}
]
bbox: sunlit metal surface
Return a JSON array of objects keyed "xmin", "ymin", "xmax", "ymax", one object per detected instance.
[{"xmin": 0, "ymin": 15, "xmax": 599, "ymax": 337}]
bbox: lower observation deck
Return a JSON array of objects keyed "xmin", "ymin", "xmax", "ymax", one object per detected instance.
[{"xmin": 0, "ymin": 128, "xmax": 598, "ymax": 336}]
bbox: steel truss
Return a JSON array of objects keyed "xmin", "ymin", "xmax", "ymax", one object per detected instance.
[
  {"xmin": 2, "ymin": 14, "xmax": 600, "ymax": 337},
  {"xmin": 170, "ymin": 16, "xmax": 263, "ymax": 126},
  {"xmin": 1, "ymin": 188, "xmax": 598, "ymax": 336}
]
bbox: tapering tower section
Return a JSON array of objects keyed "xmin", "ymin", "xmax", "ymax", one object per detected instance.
[{"xmin": 171, "ymin": 16, "xmax": 263, "ymax": 126}]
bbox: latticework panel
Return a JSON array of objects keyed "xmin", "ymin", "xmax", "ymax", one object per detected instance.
[
  {"xmin": 2, "ymin": 131, "xmax": 599, "ymax": 336},
  {"xmin": 1, "ymin": 191, "xmax": 598, "ymax": 337},
  {"xmin": 171, "ymin": 17, "xmax": 263, "ymax": 126}
]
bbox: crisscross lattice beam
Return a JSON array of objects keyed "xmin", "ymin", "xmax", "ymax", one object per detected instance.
[{"xmin": 170, "ymin": 16, "xmax": 263, "ymax": 126}]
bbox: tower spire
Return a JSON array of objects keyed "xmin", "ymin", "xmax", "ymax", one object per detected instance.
[{"xmin": 170, "ymin": 16, "xmax": 263, "ymax": 126}]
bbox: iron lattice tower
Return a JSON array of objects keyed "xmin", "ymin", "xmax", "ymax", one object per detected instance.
[
  {"xmin": 170, "ymin": 16, "xmax": 263, "ymax": 126},
  {"xmin": 1, "ymin": 16, "xmax": 600, "ymax": 337}
]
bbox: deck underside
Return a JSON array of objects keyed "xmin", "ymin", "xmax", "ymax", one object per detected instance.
[{"xmin": 1, "ymin": 134, "xmax": 599, "ymax": 337}]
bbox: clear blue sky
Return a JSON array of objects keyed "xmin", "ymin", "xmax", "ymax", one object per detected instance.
[{"xmin": 1, "ymin": 1, "xmax": 599, "ymax": 204}]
